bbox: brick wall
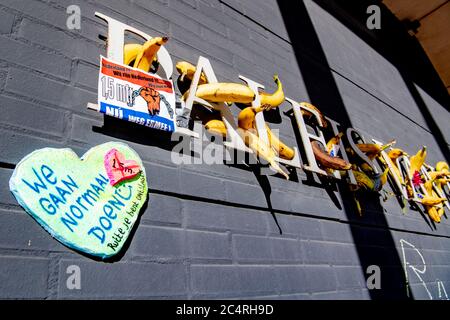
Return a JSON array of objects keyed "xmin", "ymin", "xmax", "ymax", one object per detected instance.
[{"xmin": 0, "ymin": 0, "xmax": 449, "ymax": 299}]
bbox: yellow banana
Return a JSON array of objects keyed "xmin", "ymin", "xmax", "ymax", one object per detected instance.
[
  {"xmin": 176, "ymin": 61, "xmax": 207, "ymax": 83},
  {"xmin": 133, "ymin": 36, "xmax": 169, "ymax": 72},
  {"xmin": 204, "ymin": 119, "xmax": 227, "ymax": 137},
  {"xmin": 426, "ymin": 206, "xmax": 441, "ymax": 223},
  {"xmin": 354, "ymin": 194, "xmax": 362, "ymax": 216},
  {"xmin": 428, "ymin": 171, "xmax": 450, "ymax": 180},
  {"xmin": 266, "ymin": 124, "xmax": 295, "ymax": 160},
  {"xmin": 300, "ymin": 102, "xmax": 328, "ymax": 128},
  {"xmin": 237, "ymin": 128, "xmax": 289, "ymax": 179},
  {"xmin": 380, "ymin": 168, "xmax": 389, "ymax": 186},
  {"xmin": 420, "ymin": 180, "xmax": 446, "ymax": 206},
  {"xmin": 420, "ymin": 196, "xmax": 446, "ymax": 206},
  {"xmin": 123, "ymin": 43, "xmax": 143, "ymax": 66},
  {"xmin": 436, "ymin": 178, "xmax": 450, "ymax": 194},
  {"xmin": 406, "ymin": 185, "xmax": 414, "ymax": 198},
  {"xmin": 353, "ymin": 168, "xmax": 388, "ymax": 192},
  {"xmin": 356, "ymin": 140, "xmax": 396, "ymax": 160},
  {"xmin": 380, "ymin": 155, "xmax": 403, "ymax": 184},
  {"xmin": 360, "ymin": 162, "xmax": 374, "ymax": 174},
  {"xmin": 388, "ymin": 148, "xmax": 407, "ymax": 160},
  {"xmin": 237, "ymin": 105, "xmax": 271, "ymax": 130},
  {"xmin": 409, "ymin": 146, "xmax": 427, "ymax": 175},
  {"xmin": 206, "ymin": 115, "xmax": 295, "ymax": 160},
  {"xmin": 195, "ymin": 83, "xmax": 255, "ymax": 103},
  {"xmin": 326, "ymin": 132, "xmax": 343, "ymax": 156},
  {"xmin": 353, "ymin": 170, "xmax": 375, "ymax": 190},
  {"xmin": 190, "ymin": 75, "xmax": 284, "ymax": 105},
  {"xmin": 259, "ymin": 75, "xmax": 285, "ymax": 108},
  {"xmin": 424, "ymin": 180, "xmax": 434, "ymax": 194},
  {"xmin": 437, "ymin": 207, "xmax": 445, "ymax": 218},
  {"xmin": 436, "ymin": 161, "xmax": 449, "ymax": 172}
]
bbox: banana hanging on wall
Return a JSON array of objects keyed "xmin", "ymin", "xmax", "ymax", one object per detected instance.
[{"xmin": 123, "ymin": 36, "xmax": 169, "ymax": 73}]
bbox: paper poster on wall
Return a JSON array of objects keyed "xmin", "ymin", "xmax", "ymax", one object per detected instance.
[
  {"xmin": 9, "ymin": 142, "xmax": 148, "ymax": 259},
  {"xmin": 95, "ymin": 56, "xmax": 177, "ymax": 132}
]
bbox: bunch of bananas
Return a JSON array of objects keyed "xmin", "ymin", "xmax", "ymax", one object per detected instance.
[
  {"xmin": 123, "ymin": 36, "xmax": 169, "ymax": 72},
  {"xmin": 175, "ymin": 66, "xmax": 291, "ymax": 178},
  {"xmin": 205, "ymin": 118, "xmax": 292, "ymax": 175},
  {"xmin": 421, "ymin": 178, "xmax": 445, "ymax": 223},
  {"xmin": 237, "ymin": 105, "xmax": 295, "ymax": 160},
  {"xmin": 381, "ymin": 145, "xmax": 448, "ymax": 222},
  {"xmin": 237, "ymin": 128, "xmax": 289, "ymax": 179},
  {"xmin": 419, "ymin": 161, "xmax": 450, "ymax": 223}
]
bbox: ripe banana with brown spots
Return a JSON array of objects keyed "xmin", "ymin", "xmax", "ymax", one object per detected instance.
[
  {"xmin": 300, "ymin": 102, "xmax": 328, "ymax": 128},
  {"xmin": 311, "ymin": 140, "xmax": 351, "ymax": 171}
]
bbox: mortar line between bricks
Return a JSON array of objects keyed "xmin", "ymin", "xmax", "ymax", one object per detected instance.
[
  {"xmin": 148, "ymin": 188, "xmax": 450, "ymax": 240},
  {"xmin": 219, "ymin": 0, "xmax": 283, "ymax": 44},
  {"xmin": 0, "ymin": 56, "xmax": 72, "ymax": 84},
  {"xmin": 0, "ymin": 123, "xmax": 66, "ymax": 143}
]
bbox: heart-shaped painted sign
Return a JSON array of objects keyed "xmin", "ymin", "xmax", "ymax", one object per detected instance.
[{"xmin": 9, "ymin": 142, "xmax": 147, "ymax": 259}]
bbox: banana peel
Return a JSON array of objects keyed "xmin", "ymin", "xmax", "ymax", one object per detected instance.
[{"xmin": 237, "ymin": 128, "xmax": 289, "ymax": 179}]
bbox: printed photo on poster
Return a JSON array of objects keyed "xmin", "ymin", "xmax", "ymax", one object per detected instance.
[{"xmin": 96, "ymin": 56, "xmax": 177, "ymax": 132}]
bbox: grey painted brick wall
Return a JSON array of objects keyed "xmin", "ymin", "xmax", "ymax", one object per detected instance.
[{"xmin": 0, "ymin": 0, "xmax": 449, "ymax": 299}]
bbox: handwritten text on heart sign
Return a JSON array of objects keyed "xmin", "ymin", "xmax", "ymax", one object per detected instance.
[{"xmin": 21, "ymin": 165, "xmax": 140, "ymax": 247}]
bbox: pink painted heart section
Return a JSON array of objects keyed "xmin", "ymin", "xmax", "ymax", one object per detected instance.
[{"xmin": 104, "ymin": 148, "xmax": 141, "ymax": 186}]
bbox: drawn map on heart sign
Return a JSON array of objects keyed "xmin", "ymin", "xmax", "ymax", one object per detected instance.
[{"xmin": 9, "ymin": 142, "xmax": 148, "ymax": 259}]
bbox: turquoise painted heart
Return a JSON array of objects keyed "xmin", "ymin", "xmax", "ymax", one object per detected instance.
[{"xmin": 9, "ymin": 142, "xmax": 147, "ymax": 259}]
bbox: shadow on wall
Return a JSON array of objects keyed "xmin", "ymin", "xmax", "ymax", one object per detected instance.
[
  {"xmin": 312, "ymin": 0, "xmax": 450, "ymax": 162},
  {"xmin": 276, "ymin": 0, "xmax": 415, "ymax": 299}
]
